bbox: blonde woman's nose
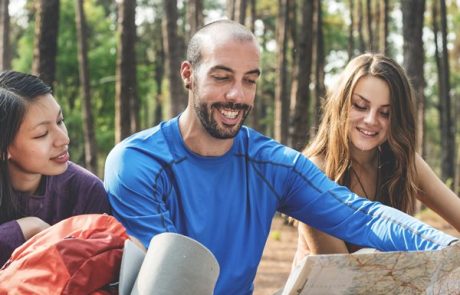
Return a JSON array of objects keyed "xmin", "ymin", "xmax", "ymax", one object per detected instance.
[{"xmin": 363, "ymin": 109, "xmax": 378, "ymax": 125}]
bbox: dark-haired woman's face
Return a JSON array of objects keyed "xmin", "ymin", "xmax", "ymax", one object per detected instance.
[
  {"xmin": 348, "ymin": 76, "xmax": 390, "ymax": 152},
  {"xmin": 7, "ymin": 94, "xmax": 70, "ymax": 184}
]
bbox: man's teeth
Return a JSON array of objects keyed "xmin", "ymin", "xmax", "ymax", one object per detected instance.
[{"xmin": 221, "ymin": 109, "xmax": 238, "ymax": 119}]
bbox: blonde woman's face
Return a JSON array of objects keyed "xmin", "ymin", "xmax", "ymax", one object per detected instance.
[{"xmin": 348, "ymin": 76, "xmax": 390, "ymax": 152}]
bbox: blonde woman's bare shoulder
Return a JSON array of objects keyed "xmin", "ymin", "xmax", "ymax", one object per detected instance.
[{"xmin": 306, "ymin": 155, "xmax": 325, "ymax": 170}]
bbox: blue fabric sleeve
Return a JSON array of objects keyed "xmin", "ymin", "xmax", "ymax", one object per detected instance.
[
  {"xmin": 279, "ymin": 153, "xmax": 456, "ymax": 251},
  {"xmin": 104, "ymin": 144, "xmax": 177, "ymax": 249}
]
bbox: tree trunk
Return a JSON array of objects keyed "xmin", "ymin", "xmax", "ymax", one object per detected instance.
[
  {"xmin": 433, "ymin": 0, "xmax": 455, "ymax": 186},
  {"xmin": 153, "ymin": 18, "xmax": 165, "ymax": 126},
  {"xmin": 348, "ymin": 0, "xmax": 354, "ymax": 61},
  {"xmin": 0, "ymin": 0, "xmax": 10, "ymax": 70},
  {"xmin": 249, "ymin": 0, "xmax": 256, "ymax": 33},
  {"xmin": 290, "ymin": 0, "xmax": 314, "ymax": 151},
  {"xmin": 274, "ymin": 0, "xmax": 290, "ymax": 145},
  {"xmin": 379, "ymin": 0, "xmax": 389, "ymax": 55},
  {"xmin": 75, "ymin": 0, "xmax": 98, "ymax": 173},
  {"xmin": 226, "ymin": 0, "xmax": 235, "ymax": 20},
  {"xmin": 115, "ymin": 0, "xmax": 138, "ymax": 143},
  {"xmin": 288, "ymin": 0, "xmax": 298, "ymax": 141},
  {"xmin": 402, "ymin": 0, "xmax": 425, "ymax": 156},
  {"xmin": 248, "ymin": 0, "xmax": 258, "ymax": 129},
  {"xmin": 256, "ymin": 24, "xmax": 270, "ymax": 135},
  {"xmin": 163, "ymin": 0, "xmax": 187, "ymax": 118},
  {"xmin": 366, "ymin": 0, "xmax": 373, "ymax": 51},
  {"xmin": 439, "ymin": 0, "xmax": 455, "ymax": 186},
  {"xmin": 358, "ymin": 0, "xmax": 365, "ymax": 52},
  {"xmin": 186, "ymin": 0, "xmax": 203, "ymax": 41},
  {"xmin": 456, "ymin": 92, "xmax": 460, "ymax": 193},
  {"xmin": 313, "ymin": 0, "xmax": 325, "ymax": 135},
  {"xmin": 32, "ymin": 0, "xmax": 59, "ymax": 87},
  {"xmin": 374, "ymin": 0, "xmax": 380, "ymax": 51},
  {"xmin": 235, "ymin": 0, "xmax": 247, "ymax": 24}
]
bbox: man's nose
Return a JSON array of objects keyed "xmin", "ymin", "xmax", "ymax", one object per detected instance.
[{"xmin": 225, "ymin": 82, "xmax": 244, "ymax": 102}]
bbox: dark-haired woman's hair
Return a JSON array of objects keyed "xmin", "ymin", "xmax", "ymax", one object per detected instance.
[{"xmin": 0, "ymin": 71, "xmax": 52, "ymax": 222}]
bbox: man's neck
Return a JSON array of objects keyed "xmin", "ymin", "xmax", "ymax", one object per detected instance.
[{"xmin": 179, "ymin": 108, "xmax": 234, "ymax": 157}]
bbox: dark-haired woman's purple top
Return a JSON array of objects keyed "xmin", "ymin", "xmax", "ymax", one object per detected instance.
[{"xmin": 0, "ymin": 162, "xmax": 111, "ymax": 265}]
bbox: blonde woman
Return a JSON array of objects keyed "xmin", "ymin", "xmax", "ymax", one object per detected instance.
[{"xmin": 294, "ymin": 53, "xmax": 460, "ymax": 263}]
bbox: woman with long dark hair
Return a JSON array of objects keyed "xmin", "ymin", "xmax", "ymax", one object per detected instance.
[{"xmin": 0, "ymin": 71, "xmax": 110, "ymax": 265}]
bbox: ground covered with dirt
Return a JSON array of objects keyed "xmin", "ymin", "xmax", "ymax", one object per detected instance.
[{"xmin": 253, "ymin": 209, "xmax": 460, "ymax": 295}]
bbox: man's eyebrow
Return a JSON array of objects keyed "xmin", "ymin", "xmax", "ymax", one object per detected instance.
[
  {"xmin": 210, "ymin": 65, "xmax": 261, "ymax": 76},
  {"xmin": 246, "ymin": 69, "xmax": 261, "ymax": 76},
  {"xmin": 210, "ymin": 65, "xmax": 233, "ymax": 73}
]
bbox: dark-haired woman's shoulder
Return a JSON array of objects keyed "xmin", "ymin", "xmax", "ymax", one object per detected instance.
[
  {"xmin": 52, "ymin": 161, "xmax": 111, "ymax": 215},
  {"xmin": 66, "ymin": 161, "xmax": 99, "ymax": 177}
]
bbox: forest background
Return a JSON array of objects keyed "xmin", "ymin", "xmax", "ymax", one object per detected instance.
[{"xmin": 1, "ymin": 0, "xmax": 459, "ymax": 196}]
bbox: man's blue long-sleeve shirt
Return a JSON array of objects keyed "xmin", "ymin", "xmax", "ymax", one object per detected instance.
[{"xmin": 104, "ymin": 117, "xmax": 456, "ymax": 295}]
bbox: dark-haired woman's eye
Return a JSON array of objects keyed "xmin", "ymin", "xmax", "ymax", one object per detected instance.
[{"xmin": 34, "ymin": 132, "xmax": 48, "ymax": 139}]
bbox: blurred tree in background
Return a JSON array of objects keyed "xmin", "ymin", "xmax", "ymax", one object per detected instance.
[{"xmin": 2, "ymin": 0, "xmax": 460, "ymax": 195}]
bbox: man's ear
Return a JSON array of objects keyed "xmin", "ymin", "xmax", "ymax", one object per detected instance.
[{"xmin": 181, "ymin": 61, "xmax": 193, "ymax": 90}]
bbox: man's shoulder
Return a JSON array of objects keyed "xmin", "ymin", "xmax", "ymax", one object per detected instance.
[
  {"xmin": 109, "ymin": 122, "xmax": 175, "ymax": 162},
  {"xmin": 240, "ymin": 126, "xmax": 300, "ymax": 164},
  {"xmin": 104, "ymin": 121, "xmax": 179, "ymax": 195},
  {"xmin": 122, "ymin": 124, "xmax": 167, "ymax": 148},
  {"xmin": 105, "ymin": 121, "xmax": 179, "ymax": 182},
  {"xmin": 239, "ymin": 125, "xmax": 274, "ymax": 148}
]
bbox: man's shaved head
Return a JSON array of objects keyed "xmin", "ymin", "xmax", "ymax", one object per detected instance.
[{"xmin": 186, "ymin": 19, "xmax": 258, "ymax": 69}]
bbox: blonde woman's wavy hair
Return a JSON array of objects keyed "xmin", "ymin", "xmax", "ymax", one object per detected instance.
[{"xmin": 305, "ymin": 53, "xmax": 418, "ymax": 214}]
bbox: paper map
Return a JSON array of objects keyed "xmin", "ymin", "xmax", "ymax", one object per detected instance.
[{"xmin": 281, "ymin": 243, "xmax": 460, "ymax": 295}]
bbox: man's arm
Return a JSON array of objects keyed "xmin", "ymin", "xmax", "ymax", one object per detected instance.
[
  {"xmin": 279, "ymin": 153, "xmax": 457, "ymax": 251},
  {"xmin": 104, "ymin": 144, "xmax": 177, "ymax": 249}
]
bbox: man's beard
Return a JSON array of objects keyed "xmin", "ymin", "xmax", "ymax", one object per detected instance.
[{"xmin": 194, "ymin": 100, "xmax": 252, "ymax": 139}]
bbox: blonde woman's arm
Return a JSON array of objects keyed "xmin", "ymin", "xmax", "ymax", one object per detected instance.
[
  {"xmin": 296, "ymin": 222, "xmax": 349, "ymax": 256},
  {"xmin": 416, "ymin": 153, "xmax": 460, "ymax": 233},
  {"xmin": 292, "ymin": 156, "xmax": 348, "ymax": 266}
]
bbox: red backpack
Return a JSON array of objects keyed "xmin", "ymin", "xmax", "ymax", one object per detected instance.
[{"xmin": 0, "ymin": 214, "xmax": 129, "ymax": 295}]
